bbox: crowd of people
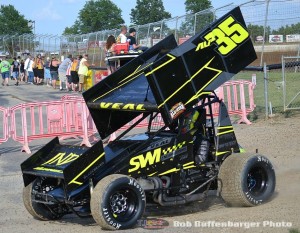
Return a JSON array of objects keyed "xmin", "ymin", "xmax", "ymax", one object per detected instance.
[
  {"xmin": 1, "ymin": 25, "xmax": 147, "ymax": 91},
  {"xmin": 1, "ymin": 53, "xmax": 92, "ymax": 93}
]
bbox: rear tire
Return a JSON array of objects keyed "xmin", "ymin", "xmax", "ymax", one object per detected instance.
[
  {"xmin": 91, "ymin": 174, "xmax": 146, "ymax": 230},
  {"xmin": 218, "ymin": 154, "xmax": 276, "ymax": 207},
  {"xmin": 23, "ymin": 178, "xmax": 64, "ymax": 220}
]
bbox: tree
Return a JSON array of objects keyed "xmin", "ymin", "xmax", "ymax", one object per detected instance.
[
  {"xmin": 130, "ymin": 0, "xmax": 171, "ymax": 25},
  {"xmin": 63, "ymin": 0, "xmax": 124, "ymax": 35},
  {"xmin": 272, "ymin": 23, "xmax": 300, "ymax": 35},
  {"xmin": 0, "ymin": 5, "xmax": 32, "ymax": 34},
  {"xmin": 185, "ymin": 0, "xmax": 212, "ymax": 14},
  {"xmin": 180, "ymin": 0, "xmax": 213, "ymax": 36},
  {"xmin": 0, "ymin": 5, "xmax": 32, "ymax": 56}
]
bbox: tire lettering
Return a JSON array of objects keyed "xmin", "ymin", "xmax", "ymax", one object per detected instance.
[
  {"xmin": 102, "ymin": 208, "xmax": 122, "ymax": 229},
  {"xmin": 128, "ymin": 179, "xmax": 146, "ymax": 201},
  {"xmin": 245, "ymin": 191, "xmax": 262, "ymax": 205}
]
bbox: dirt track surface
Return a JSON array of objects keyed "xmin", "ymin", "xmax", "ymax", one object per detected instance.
[{"xmin": 1, "ymin": 115, "xmax": 300, "ymax": 233}]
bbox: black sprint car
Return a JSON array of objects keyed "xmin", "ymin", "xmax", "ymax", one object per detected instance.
[{"xmin": 21, "ymin": 7, "xmax": 276, "ymax": 230}]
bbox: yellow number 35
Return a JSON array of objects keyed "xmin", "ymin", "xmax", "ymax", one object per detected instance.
[{"xmin": 204, "ymin": 16, "xmax": 249, "ymax": 55}]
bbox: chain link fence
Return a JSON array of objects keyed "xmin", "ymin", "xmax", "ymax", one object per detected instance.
[
  {"xmin": 283, "ymin": 56, "xmax": 300, "ymax": 111},
  {"xmin": 0, "ymin": 0, "xmax": 299, "ymax": 116}
]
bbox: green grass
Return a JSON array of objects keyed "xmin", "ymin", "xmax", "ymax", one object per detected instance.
[
  {"xmin": 233, "ymin": 70, "xmax": 300, "ymax": 119},
  {"xmin": 289, "ymin": 229, "xmax": 300, "ymax": 233}
]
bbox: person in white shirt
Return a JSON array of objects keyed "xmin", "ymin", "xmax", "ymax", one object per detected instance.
[
  {"xmin": 116, "ymin": 25, "xmax": 127, "ymax": 43},
  {"xmin": 26, "ymin": 57, "xmax": 34, "ymax": 84},
  {"xmin": 24, "ymin": 55, "xmax": 32, "ymax": 83}
]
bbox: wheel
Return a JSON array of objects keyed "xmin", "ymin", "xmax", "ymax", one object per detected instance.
[
  {"xmin": 23, "ymin": 177, "xmax": 64, "ymax": 220},
  {"xmin": 218, "ymin": 153, "xmax": 276, "ymax": 207},
  {"xmin": 91, "ymin": 174, "xmax": 146, "ymax": 230}
]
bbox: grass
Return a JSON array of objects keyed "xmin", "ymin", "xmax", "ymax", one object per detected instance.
[
  {"xmin": 289, "ymin": 229, "xmax": 300, "ymax": 233},
  {"xmin": 233, "ymin": 69, "xmax": 300, "ymax": 119}
]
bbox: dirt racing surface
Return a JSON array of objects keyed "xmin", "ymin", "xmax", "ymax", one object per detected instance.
[{"xmin": 0, "ymin": 115, "xmax": 299, "ymax": 233}]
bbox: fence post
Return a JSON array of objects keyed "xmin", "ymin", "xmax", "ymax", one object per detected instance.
[
  {"xmin": 260, "ymin": 0, "xmax": 270, "ymax": 66},
  {"xmin": 80, "ymin": 102, "xmax": 92, "ymax": 147},
  {"xmin": 282, "ymin": 56, "xmax": 286, "ymax": 111},
  {"xmin": 263, "ymin": 62, "xmax": 269, "ymax": 119},
  {"xmin": 21, "ymin": 104, "xmax": 31, "ymax": 154}
]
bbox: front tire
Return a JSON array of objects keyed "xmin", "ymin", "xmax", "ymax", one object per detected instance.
[
  {"xmin": 91, "ymin": 174, "xmax": 146, "ymax": 230},
  {"xmin": 218, "ymin": 154, "xmax": 276, "ymax": 207}
]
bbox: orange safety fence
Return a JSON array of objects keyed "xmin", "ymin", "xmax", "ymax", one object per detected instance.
[
  {"xmin": 215, "ymin": 80, "xmax": 255, "ymax": 125},
  {"xmin": 0, "ymin": 80, "xmax": 255, "ymax": 153},
  {"xmin": 9, "ymin": 98, "xmax": 96, "ymax": 154},
  {"xmin": 0, "ymin": 106, "xmax": 9, "ymax": 144}
]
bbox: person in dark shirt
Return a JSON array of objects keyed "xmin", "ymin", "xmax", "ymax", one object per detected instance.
[
  {"xmin": 127, "ymin": 28, "xmax": 148, "ymax": 52},
  {"xmin": 20, "ymin": 59, "xmax": 25, "ymax": 82},
  {"xmin": 11, "ymin": 57, "xmax": 20, "ymax": 86}
]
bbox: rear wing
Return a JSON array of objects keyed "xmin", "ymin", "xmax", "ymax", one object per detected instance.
[
  {"xmin": 21, "ymin": 137, "xmax": 105, "ymax": 192},
  {"xmin": 83, "ymin": 7, "xmax": 256, "ymax": 137}
]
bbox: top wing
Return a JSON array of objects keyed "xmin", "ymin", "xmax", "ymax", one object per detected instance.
[
  {"xmin": 145, "ymin": 7, "xmax": 257, "ymax": 125},
  {"xmin": 83, "ymin": 7, "xmax": 256, "ymax": 137}
]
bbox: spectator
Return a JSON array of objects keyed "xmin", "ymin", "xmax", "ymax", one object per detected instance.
[
  {"xmin": 105, "ymin": 35, "xmax": 117, "ymax": 75},
  {"xmin": 66, "ymin": 57, "xmax": 73, "ymax": 91},
  {"xmin": 70, "ymin": 55, "xmax": 82, "ymax": 91},
  {"xmin": 11, "ymin": 57, "xmax": 20, "ymax": 86},
  {"xmin": 33, "ymin": 54, "xmax": 44, "ymax": 85},
  {"xmin": 78, "ymin": 54, "xmax": 91, "ymax": 93},
  {"xmin": 127, "ymin": 28, "xmax": 148, "ymax": 52},
  {"xmin": 50, "ymin": 57, "xmax": 60, "ymax": 89},
  {"xmin": 0, "ymin": 57, "xmax": 10, "ymax": 86},
  {"xmin": 27, "ymin": 56, "xmax": 34, "ymax": 84},
  {"xmin": 58, "ymin": 54, "xmax": 72, "ymax": 91},
  {"xmin": 20, "ymin": 59, "xmax": 25, "ymax": 82},
  {"xmin": 44, "ymin": 57, "xmax": 51, "ymax": 87},
  {"xmin": 24, "ymin": 55, "xmax": 32, "ymax": 83},
  {"xmin": 116, "ymin": 25, "xmax": 127, "ymax": 43}
]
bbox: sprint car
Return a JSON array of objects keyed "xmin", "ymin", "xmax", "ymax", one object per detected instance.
[{"xmin": 21, "ymin": 7, "xmax": 275, "ymax": 230}]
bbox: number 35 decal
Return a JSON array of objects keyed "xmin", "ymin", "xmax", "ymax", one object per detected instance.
[{"xmin": 196, "ymin": 16, "xmax": 249, "ymax": 55}]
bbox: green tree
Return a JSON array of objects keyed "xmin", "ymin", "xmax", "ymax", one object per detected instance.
[
  {"xmin": 130, "ymin": 0, "xmax": 171, "ymax": 25},
  {"xmin": 185, "ymin": 0, "xmax": 212, "ymax": 14},
  {"xmin": 63, "ymin": 0, "xmax": 124, "ymax": 35},
  {"xmin": 0, "ymin": 4, "xmax": 32, "ymax": 34},
  {"xmin": 0, "ymin": 5, "xmax": 32, "ymax": 56},
  {"xmin": 180, "ymin": 0, "xmax": 213, "ymax": 36},
  {"xmin": 272, "ymin": 23, "xmax": 300, "ymax": 35}
]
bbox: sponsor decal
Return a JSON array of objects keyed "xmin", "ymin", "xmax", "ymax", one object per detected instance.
[
  {"xmin": 170, "ymin": 102, "xmax": 186, "ymax": 119},
  {"xmin": 99, "ymin": 102, "xmax": 146, "ymax": 111},
  {"xmin": 137, "ymin": 218, "xmax": 169, "ymax": 230}
]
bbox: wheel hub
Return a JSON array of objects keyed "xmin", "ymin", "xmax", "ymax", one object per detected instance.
[
  {"xmin": 247, "ymin": 176, "xmax": 257, "ymax": 191},
  {"xmin": 247, "ymin": 166, "xmax": 267, "ymax": 196},
  {"xmin": 110, "ymin": 192, "xmax": 128, "ymax": 214}
]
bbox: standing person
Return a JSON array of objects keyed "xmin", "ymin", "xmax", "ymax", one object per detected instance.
[
  {"xmin": 105, "ymin": 35, "xmax": 117, "ymax": 75},
  {"xmin": 27, "ymin": 56, "xmax": 34, "ymax": 84},
  {"xmin": 70, "ymin": 55, "xmax": 81, "ymax": 91},
  {"xmin": 127, "ymin": 28, "xmax": 148, "ymax": 52},
  {"xmin": 58, "ymin": 54, "xmax": 72, "ymax": 91},
  {"xmin": 44, "ymin": 57, "xmax": 51, "ymax": 87},
  {"xmin": 11, "ymin": 57, "xmax": 20, "ymax": 86},
  {"xmin": 66, "ymin": 57, "xmax": 73, "ymax": 91},
  {"xmin": 20, "ymin": 59, "xmax": 25, "ymax": 82},
  {"xmin": 116, "ymin": 25, "xmax": 127, "ymax": 43},
  {"xmin": 24, "ymin": 55, "xmax": 31, "ymax": 83},
  {"xmin": 32, "ymin": 54, "xmax": 44, "ymax": 85},
  {"xmin": 0, "ymin": 57, "xmax": 10, "ymax": 86},
  {"xmin": 50, "ymin": 57, "xmax": 60, "ymax": 89},
  {"xmin": 78, "ymin": 54, "xmax": 91, "ymax": 93}
]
